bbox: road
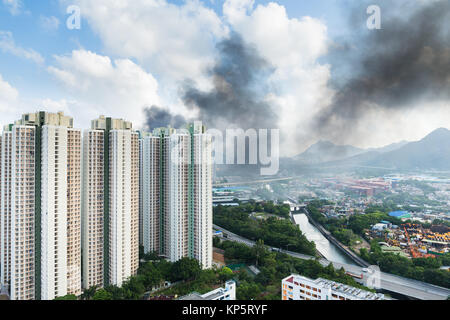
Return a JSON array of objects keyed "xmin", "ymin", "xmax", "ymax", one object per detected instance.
[
  {"xmin": 213, "ymin": 176, "xmax": 301, "ymax": 188},
  {"xmin": 213, "ymin": 225, "xmax": 450, "ymax": 300}
]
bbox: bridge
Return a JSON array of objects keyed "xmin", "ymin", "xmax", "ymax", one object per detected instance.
[{"xmin": 213, "ymin": 224, "xmax": 450, "ymax": 300}]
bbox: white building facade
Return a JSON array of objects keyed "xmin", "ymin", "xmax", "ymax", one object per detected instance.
[
  {"xmin": 10, "ymin": 125, "xmax": 36, "ymax": 301},
  {"xmin": 108, "ymin": 129, "xmax": 139, "ymax": 286},
  {"xmin": 41, "ymin": 125, "xmax": 69, "ymax": 300},
  {"xmin": 282, "ymin": 274, "xmax": 386, "ymax": 300},
  {"xmin": 81, "ymin": 116, "xmax": 139, "ymax": 289},
  {"xmin": 81, "ymin": 129, "xmax": 105, "ymax": 289},
  {"xmin": 1, "ymin": 112, "xmax": 82, "ymax": 300}
]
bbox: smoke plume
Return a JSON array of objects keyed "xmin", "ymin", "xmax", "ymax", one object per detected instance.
[
  {"xmin": 144, "ymin": 105, "xmax": 187, "ymax": 130},
  {"xmin": 182, "ymin": 33, "xmax": 278, "ymax": 130},
  {"xmin": 315, "ymin": 0, "xmax": 450, "ymax": 140}
]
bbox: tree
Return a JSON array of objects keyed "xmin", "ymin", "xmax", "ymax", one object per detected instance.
[
  {"xmin": 199, "ymin": 269, "xmax": 218, "ymax": 284},
  {"xmin": 122, "ymin": 276, "xmax": 146, "ymax": 299},
  {"xmin": 213, "ymin": 236, "xmax": 221, "ymax": 248},
  {"xmin": 170, "ymin": 257, "xmax": 202, "ymax": 282},
  {"xmin": 252, "ymin": 240, "xmax": 268, "ymax": 267},
  {"xmin": 93, "ymin": 289, "xmax": 113, "ymax": 300},
  {"xmin": 219, "ymin": 267, "xmax": 234, "ymax": 282},
  {"xmin": 80, "ymin": 286, "xmax": 97, "ymax": 300},
  {"xmin": 104, "ymin": 285, "xmax": 124, "ymax": 300},
  {"xmin": 237, "ymin": 281, "xmax": 262, "ymax": 300},
  {"xmin": 237, "ymin": 269, "xmax": 252, "ymax": 282},
  {"xmin": 54, "ymin": 294, "xmax": 77, "ymax": 300}
]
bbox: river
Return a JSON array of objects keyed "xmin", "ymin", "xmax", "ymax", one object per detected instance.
[{"xmin": 293, "ymin": 214, "xmax": 356, "ymax": 265}]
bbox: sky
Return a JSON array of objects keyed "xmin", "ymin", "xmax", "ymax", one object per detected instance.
[{"xmin": 0, "ymin": 0, "xmax": 449, "ymax": 156}]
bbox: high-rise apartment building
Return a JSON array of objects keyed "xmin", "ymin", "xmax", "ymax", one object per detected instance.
[
  {"xmin": 81, "ymin": 129, "xmax": 104, "ymax": 289},
  {"xmin": 192, "ymin": 130, "xmax": 213, "ymax": 268},
  {"xmin": 0, "ymin": 110, "xmax": 212, "ymax": 300},
  {"xmin": 81, "ymin": 116, "xmax": 139, "ymax": 289},
  {"xmin": 141, "ymin": 132, "xmax": 162, "ymax": 256},
  {"xmin": 141, "ymin": 122, "xmax": 212, "ymax": 269},
  {"xmin": 138, "ymin": 135, "xmax": 144, "ymax": 248},
  {"xmin": 0, "ymin": 112, "xmax": 82, "ymax": 300}
]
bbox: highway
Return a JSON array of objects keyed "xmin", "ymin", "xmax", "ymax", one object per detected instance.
[
  {"xmin": 213, "ymin": 176, "xmax": 301, "ymax": 187},
  {"xmin": 213, "ymin": 224, "xmax": 450, "ymax": 300}
]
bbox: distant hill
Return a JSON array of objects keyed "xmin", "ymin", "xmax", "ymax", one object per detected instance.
[
  {"xmin": 288, "ymin": 128, "xmax": 450, "ymax": 172},
  {"xmin": 292, "ymin": 139, "xmax": 409, "ymax": 166},
  {"xmin": 367, "ymin": 128, "xmax": 450, "ymax": 170},
  {"xmin": 367, "ymin": 141, "xmax": 410, "ymax": 154},
  {"xmin": 218, "ymin": 128, "xmax": 450, "ymax": 177},
  {"xmin": 293, "ymin": 140, "xmax": 365, "ymax": 164}
]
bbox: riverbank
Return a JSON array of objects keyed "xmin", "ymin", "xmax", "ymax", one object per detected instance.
[
  {"xmin": 289, "ymin": 213, "xmax": 326, "ymax": 259},
  {"xmin": 301, "ymin": 209, "xmax": 370, "ymax": 267}
]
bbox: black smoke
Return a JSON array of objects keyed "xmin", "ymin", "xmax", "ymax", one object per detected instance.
[
  {"xmin": 144, "ymin": 33, "xmax": 278, "ymax": 133},
  {"xmin": 144, "ymin": 105, "xmax": 187, "ymax": 130},
  {"xmin": 182, "ymin": 33, "xmax": 278, "ymax": 130},
  {"xmin": 315, "ymin": 0, "xmax": 450, "ymax": 140}
]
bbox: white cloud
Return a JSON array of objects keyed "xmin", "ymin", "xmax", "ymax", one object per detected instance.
[
  {"xmin": 223, "ymin": 0, "xmax": 332, "ymax": 156},
  {"xmin": 40, "ymin": 16, "xmax": 60, "ymax": 32},
  {"xmin": 223, "ymin": 0, "xmax": 255, "ymax": 25},
  {"xmin": 0, "ymin": 31, "xmax": 45, "ymax": 64},
  {"xmin": 225, "ymin": 1, "xmax": 328, "ymax": 67},
  {"xmin": 48, "ymin": 49, "xmax": 161, "ymax": 128},
  {"xmin": 335, "ymin": 101, "xmax": 450, "ymax": 150},
  {"xmin": 0, "ymin": 74, "xmax": 18, "ymax": 103},
  {"xmin": 0, "ymin": 74, "xmax": 19, "ymax": 123},
  {"xmin": 56, "ymin": 0, "xmax": 333, "ymax": 155},
  {"xmin": 0, "ymin": 74, "xmax": 75, "ymax": 129},
  {"xmin": 2, "ymin": 0, "xmax": 22, "ymax": 15},
  {"xmin": 68, "ymin": 0, "xmax": 228, "ymax": 85}
]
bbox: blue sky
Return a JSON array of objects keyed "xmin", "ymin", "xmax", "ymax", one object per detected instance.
[
  {"xmin": 0, "ymin": 0, "xmax": 99, "ymax": 98},
  {"xmin": 0, "ymin": 0, "xmax": 349, "ymax": 102}
]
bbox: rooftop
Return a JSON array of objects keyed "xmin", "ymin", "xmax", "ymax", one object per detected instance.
[
  {"xmin": 284, "ymin": 275, "xmax": 385, "ymax": 300},
  {"xmin": 317, "ymin": 278, "xmax": 384, "ymax": 300}
]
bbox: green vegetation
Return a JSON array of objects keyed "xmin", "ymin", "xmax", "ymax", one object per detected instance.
[
  {"xmin": 93, "ymin": 289, "xmax": 113, "ymax": 300},
  {"xmin": 307, "ymin": 200, "xmax": 450, "ymax": 289},
  {"xmin": 54, "ymin": 294, "xmax": 77, "ymax": 300},
  {"xmin": 215, "ymin": 239, "xmax": 374, "ymax": 300},
  {"xmin": 307, "ymin": 200, "xmax": 402, "ymax": 243},
  {"xmin": 360, "ymin": 241, "xmax": 450, "ymax": 289},
  {"xmin": 55, "ymin": 198, "xmax": 378, "ymax": 301},
  {"xmin": 56, "ymin": 257, "xmax": 232, "ymax": 301},
  {"xmin": 214, "ymin": 202, "xmax": 316, "ymax": 256}
]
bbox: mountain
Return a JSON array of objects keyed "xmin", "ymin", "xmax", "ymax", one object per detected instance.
[
  {"xmin": 368, "ymin": 141, "xmax": 410, "ymax": 154},
  {"xmin": 293, "ymin": 140, "xmax": 365, "ymax": 164},
  {"xmin": 289, "ymin": 128, "xmax": 450, "ymax": 171},
  {"xmin": 292, "ymin": 139, "xmax": 408, "ymax": 165},
  {"xmin": 367, "ymin": 128, "xmax": 450, "ymax": 170}
]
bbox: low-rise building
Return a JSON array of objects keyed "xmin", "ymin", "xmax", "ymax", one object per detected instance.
[
  {"xmin": 372, "ymin": 223, "xmax": 388, "ymax": 231},
  {"xmin": 178, "ymin": 281, "xmax": 236, "ymax": 301},
  {"xmin": 282, "ymin": 275, "xmax": 386, "ymax": 300}
]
